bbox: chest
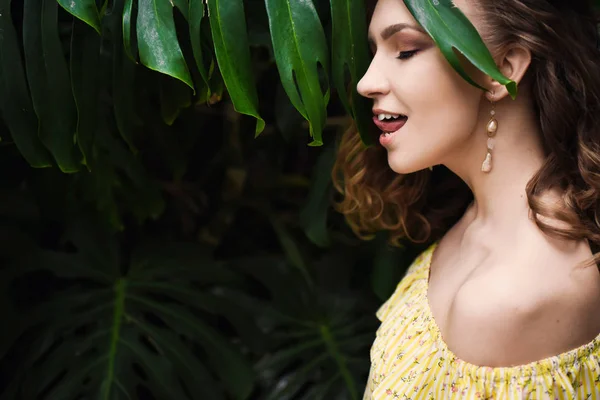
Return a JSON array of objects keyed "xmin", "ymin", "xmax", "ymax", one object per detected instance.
[{"xmin": 425, "ymin": 240, "xmax": 492, "ymax": 333}]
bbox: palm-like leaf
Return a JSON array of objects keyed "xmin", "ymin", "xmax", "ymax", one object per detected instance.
[
  {"xmin": 224, "ymin": 240, "xmax": 378, "ymax": 400},
  {"xmin": 0, "ymin": 219, "xmax": 258, "ymax": 400}
]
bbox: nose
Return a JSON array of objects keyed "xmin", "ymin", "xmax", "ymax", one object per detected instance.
[{"xmin": 357, "ymin": 58, "xmax": 390, "ymax": 99}]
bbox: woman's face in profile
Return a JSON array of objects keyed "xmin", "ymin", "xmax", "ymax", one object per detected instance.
[{"xmin": 358, "ymin": 0, "xmax": 487, "ymax": 174}]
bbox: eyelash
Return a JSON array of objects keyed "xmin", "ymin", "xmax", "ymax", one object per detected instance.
[{"xmin": 397, "ymin": 50, "xmax": 419, "ymax": 60}]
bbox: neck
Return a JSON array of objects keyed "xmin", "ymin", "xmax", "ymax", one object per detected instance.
[{"xmin": 443, "ymin": 93, "xmax": 547, "ymax": 234}]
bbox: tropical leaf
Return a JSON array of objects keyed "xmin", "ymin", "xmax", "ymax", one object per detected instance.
[
  {"xmin": 207, "ymin": 0, "xmax": 265, "ymax": 135},
  {"xmin": 111, "ymin": 0, "xmax": 140, "ymax": 152},
  {"xmin": 172, "ymin": 0, "xmax": 189, "ymax": 19},
  {"xmin": 23, "ymin": 0, "xmax": 81, "ymax": 172},
  {"xmin": 226, "ymin": 251, "xmax": 375, "ymax": 400},
  {"xmin": 0, "ymin": 0, "xmax": 53, "ymax": 168},
  {"xmin": 404, "ymin": 0, "xmax": 517, "ymax": 98},
  {"xmin": 264, "ymin": 0, "xmax": 330, "ymax": 146},
  {"xmin": 0, "ymin": 225, "xmax": 256, "ymax": 400},
  {"xmin": 122, "ymin": 0, "xmax": 137, "ymax": 61},
  {"xmin": 330, "ymin": 0, "xmax": 374, "ymax": 146},
  {"xmin": 189, "ymin": 0, "xmax": 210, "ymax": 87},
  {"xmin": 57, "ymin": 0, "xmax": 101, "ymax": 33},
  {"xmin": 136, "ymin": 0, "xmax": 193, "ymax": 89},
  {"xmin": 70, "ymin": 18, "xmax": 101, "ymax": 169}
]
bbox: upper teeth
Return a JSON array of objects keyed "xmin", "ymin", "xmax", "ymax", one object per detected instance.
[{"xmin": 378, "ymin": 113, "xmax": 403, "ymax": 121}]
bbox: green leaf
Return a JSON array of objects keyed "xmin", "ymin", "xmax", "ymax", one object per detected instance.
[
  {"xmin": 320, "ymin": 324, "xmax": 357, "ymax": 400},
  {"xmin": 189, "ymin": 0, "xmax": 210, "ymax": 87},
  {"xmin": 98, "ymin": 279, "xmax": 126, "ymax": 400},
  {"xmin": 172, "ymin": 0, "xmax": 189, "ymax": 19},
  {"xmin": 0, "ymin": 0, "xmax": 53, "ymax": 168},
  {"xmin": 70, "ymin": 19, "xmax": 101, "ymax": 169},
  {"xmin": 57, "ymin": 0, "xmax": 101, "ymax": 33},
  {"xmin": 130, "ymin": 281, "xmax": 266, "ymax": 352},
  {"xmin": 206, "ymin": 0, "xmax": 265, "ymax": 135},
  {"xmin": 136, "ymin": 0, "xmax": 193, "ymax": 89},
  {"xmin": 128, "ymin": 296, "xmax": 255, "ymax": 400},
  {"xmin": 23, "ymin": 0, "xmax": 81, "ymax": 172},
  {"xmin": 2, "ymin": 231, "xmax": 254, "ymax": 400},
  {"xmin": 404, "ymin": 0, "xmax": 517, "ymax": 99},
  {"xmin": 264, "ymin": 0, "xmax": 330, "ymax": 146},
  {"xmin": 330, "ymin": 0, "xmax": 374, "ymax": 146},
  {"xmin": 117, "ymin": 328, "xmax": 194, "ymax": 400},
  {"xmin": 112, "ymin": 54, "xmax": 138, "ymax": 152},
  {"xmin": 127, "ymin": 316, "xmax": 225, "ymax": 400},
  {"xmin": 112, "ymin": 0, "xmax": 139, "ymax": 152},
  {"xmin": 122, "ymin": 0, "xmax": 137, "ymax": 61}
]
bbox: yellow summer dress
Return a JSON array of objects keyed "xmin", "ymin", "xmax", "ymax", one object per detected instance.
[{"xmin": 364, "ymin": 241, "xmax": 600, "ymax": 399}]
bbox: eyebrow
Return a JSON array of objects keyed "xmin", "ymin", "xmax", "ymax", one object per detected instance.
[{"xmin": 368, "ymin": 23, "xmax": 427, "ymax": 47}]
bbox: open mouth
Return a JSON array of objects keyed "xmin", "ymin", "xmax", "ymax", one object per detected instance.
[{"xmin": 373, "ymin": 115, "xmax": 408, "ymax": 134}]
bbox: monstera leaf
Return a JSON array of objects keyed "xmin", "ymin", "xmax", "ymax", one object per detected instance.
[
  {"xmin": 223, "ymin": 253, "xmax": 375, "ymax": 400},
  {"xmin": 404, "ymin": 0, "xmax": 518, "ymax": 99},
  {"xmin": 0, "ymin": 219, "xmax": 258, "ymax": 400},
  {"xmin": 218, "ymin": 220, "xmax": 378, "ymax": 400}
]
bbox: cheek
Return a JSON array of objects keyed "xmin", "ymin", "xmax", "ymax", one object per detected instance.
[
  {"xmin": 402, "ymin": 51, "xmax": 480, "ymax": 136},
  {"xmin": 385, "ymin": 52, "xmax": 481, "ymax": 173}
]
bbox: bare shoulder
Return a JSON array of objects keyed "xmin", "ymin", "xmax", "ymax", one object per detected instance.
[{"xmin": 445, "ymin": 238, "xmax": 600, "ymax": 367}]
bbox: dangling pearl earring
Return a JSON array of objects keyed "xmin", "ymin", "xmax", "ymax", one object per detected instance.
[{"xmin": 481, "ymin": 91, "xmax": 497, "ymax": 173}]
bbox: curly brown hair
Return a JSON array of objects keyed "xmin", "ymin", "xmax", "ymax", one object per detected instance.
[{"xmin": 333, "ymin": 0, "xmax": 600, "ymax": 265}]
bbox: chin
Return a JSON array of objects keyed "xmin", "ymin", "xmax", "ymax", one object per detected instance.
[{"xmin": 387, "ymin": 158, "xmax": 421, "ymax": 175}]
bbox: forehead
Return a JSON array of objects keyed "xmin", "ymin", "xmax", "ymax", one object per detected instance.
[
  {"xmin": 368, "ymin": 0, "xmax": 416, "ymax": 32},
  {"xmin": 367, "ymin": 0, "xmax": 479, "ymax": 44},
  {"xmin": 367, "ymin": 0, "xmax": 426, "ymax": 42}
]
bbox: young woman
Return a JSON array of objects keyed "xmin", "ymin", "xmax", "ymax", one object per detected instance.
[{"xmin": 333, "ymin": 0, "xmax": 600, "ymax": 398}]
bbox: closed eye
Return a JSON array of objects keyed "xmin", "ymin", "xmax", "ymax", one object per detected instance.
[{"xmin": 397, "ymin": 50, "xmax": 419, "ymax": 60}]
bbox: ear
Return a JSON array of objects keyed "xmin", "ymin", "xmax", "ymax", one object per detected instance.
[{"xmin": 485, "ymin": 44, "xmax": 532, "ymax": 101}]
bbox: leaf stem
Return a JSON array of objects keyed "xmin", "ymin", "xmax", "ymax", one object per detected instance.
[{"xmin": 102, "ymin": 278, "xmax": 127, "ymax": 400}]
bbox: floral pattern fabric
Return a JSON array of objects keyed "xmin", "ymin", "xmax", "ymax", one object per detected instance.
[{"xmin": 364, "ymin": 242, "xmax": 600, "ymax": 400}]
